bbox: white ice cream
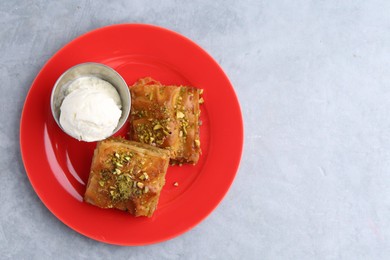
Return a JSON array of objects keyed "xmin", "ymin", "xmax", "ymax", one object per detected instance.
[{"xmin": 59, "ymin": 77, "xmax": 122, "ymax": 142}]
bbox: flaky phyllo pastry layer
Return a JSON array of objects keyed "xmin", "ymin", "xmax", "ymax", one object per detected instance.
[
  {"xmin": 129, "ymin": 77, "xmax": 203, "ymax": 164},
  {"xmin": 84, "ymin": 138, "xmax": 170, "ymax": 217}
]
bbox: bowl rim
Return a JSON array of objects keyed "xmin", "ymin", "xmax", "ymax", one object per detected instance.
[{"xmin": 50, "ymin": 62, "xmax": 131, "ymax": 142}]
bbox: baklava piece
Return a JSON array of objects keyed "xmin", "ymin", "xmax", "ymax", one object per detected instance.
[
  {"xmin": 129, "ymin": 77, "xmax": 203, "ymax": 164},
  {"xmin": 84, "ymin": 137, "xmax": 170, "ymax": 217}
]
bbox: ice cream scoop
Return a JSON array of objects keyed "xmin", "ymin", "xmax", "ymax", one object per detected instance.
[
  {"xmin": 59, "ymin": 77, "xmax": 122, "ymax": 141},
  {"xmin": 50, "ymin": 62, "xmax": 131, "ymax": 142}
]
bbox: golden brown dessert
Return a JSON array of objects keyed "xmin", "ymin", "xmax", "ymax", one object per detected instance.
[
  {"xmin": 84, "ymin": 137, "xmax": 170, "ymax": 217},
  {"xmin": 129, "ymin": 77, "xmax": 203, "ymax": 164}
]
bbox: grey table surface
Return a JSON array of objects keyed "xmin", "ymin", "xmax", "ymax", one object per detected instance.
[{"xmin": 1, "ymin": 0, "xmax": 390, "ymax": 259}]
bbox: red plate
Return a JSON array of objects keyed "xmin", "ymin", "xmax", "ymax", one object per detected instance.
[{"xmin": 20, "ymin": 24, "xmax": 243, "ymax": 245}]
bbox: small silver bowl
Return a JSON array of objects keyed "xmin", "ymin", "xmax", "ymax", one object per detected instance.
[{"xmin": 50, "ymin": 62, "xmax": 131, "ymax": 141}]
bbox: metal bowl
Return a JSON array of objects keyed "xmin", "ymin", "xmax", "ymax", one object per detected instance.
[{"xmin": 50, "ymin": 62, "xmax": 131, "ymax": 141}]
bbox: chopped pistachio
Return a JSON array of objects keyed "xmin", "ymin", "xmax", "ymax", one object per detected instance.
[
  {"xmin": 115, "ymin": 168, "xmax": 121, "ymax": 174},
  {"xmin": 98, "ymin": 180, "xmax": 105, "ymax": 187},
  {"xmin": 176, "ymin": 111, "xmax": 185, "ymax": 119},
  {"xmin": 139, "ymin": 174, "xmax": 145, "ymax": 180},
  {"xmin": 137, "ymin": 182, "xmax": 144, "ymax": 189},
  {"xmin": 199, "ymin": 89, "xmax": 204, "ymax": 95},
  {"xmin": 124, "ymin": 156, "xmax": 131, "ymax": 161},
  {"xmin": 116, "ymin": 162, "xmax": 123, "ymax": 167},
  {"xmin": 199, "ymin": 97, "xmax": 204, "ymax": 104},
  {"xmin": 143, "ymin": 172, "xmax": 149, "ymax": 180},
  {"xmin": 153, "ymin": 124, "xmax": 163, "ymax": 130},
  {"xmin": 114, "ymin": 152, "xmax": 120, "ymax": 159},
  {"xmin": 173, "ymin": 182, "xmax": 179, "ymax": 187},
  {"xmin": 194, "ymin": 139, "xmax": 200, "ymax": 147},
  {"xmin": 144, "ymin": 186, "xmax": 149, "ymax": 193},
  {"xmin": 179, "ymin": 130, "xmax": 183, "ymax": 137}
]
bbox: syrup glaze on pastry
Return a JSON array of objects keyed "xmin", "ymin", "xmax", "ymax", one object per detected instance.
[
  {"xmin": 84, "ymin": 137, "xmax": 170, "ymax": 217},
  {"xmin": 129, "ymin": 77, "xmax": 202, "ymax": 164}
]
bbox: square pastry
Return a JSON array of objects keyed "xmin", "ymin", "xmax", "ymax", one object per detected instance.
[
  {"xmin": 129, "ymin": 77, "xmax": 202, "ymax": 164},
  {"xmin": 84, "ymin": 138, "xmax": 170, "ymax": 217}
]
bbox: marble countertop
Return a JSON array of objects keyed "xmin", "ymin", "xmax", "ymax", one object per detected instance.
[{"xmin": 2, "ymin": 0, "xmax": 390, "ymax": 259}]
